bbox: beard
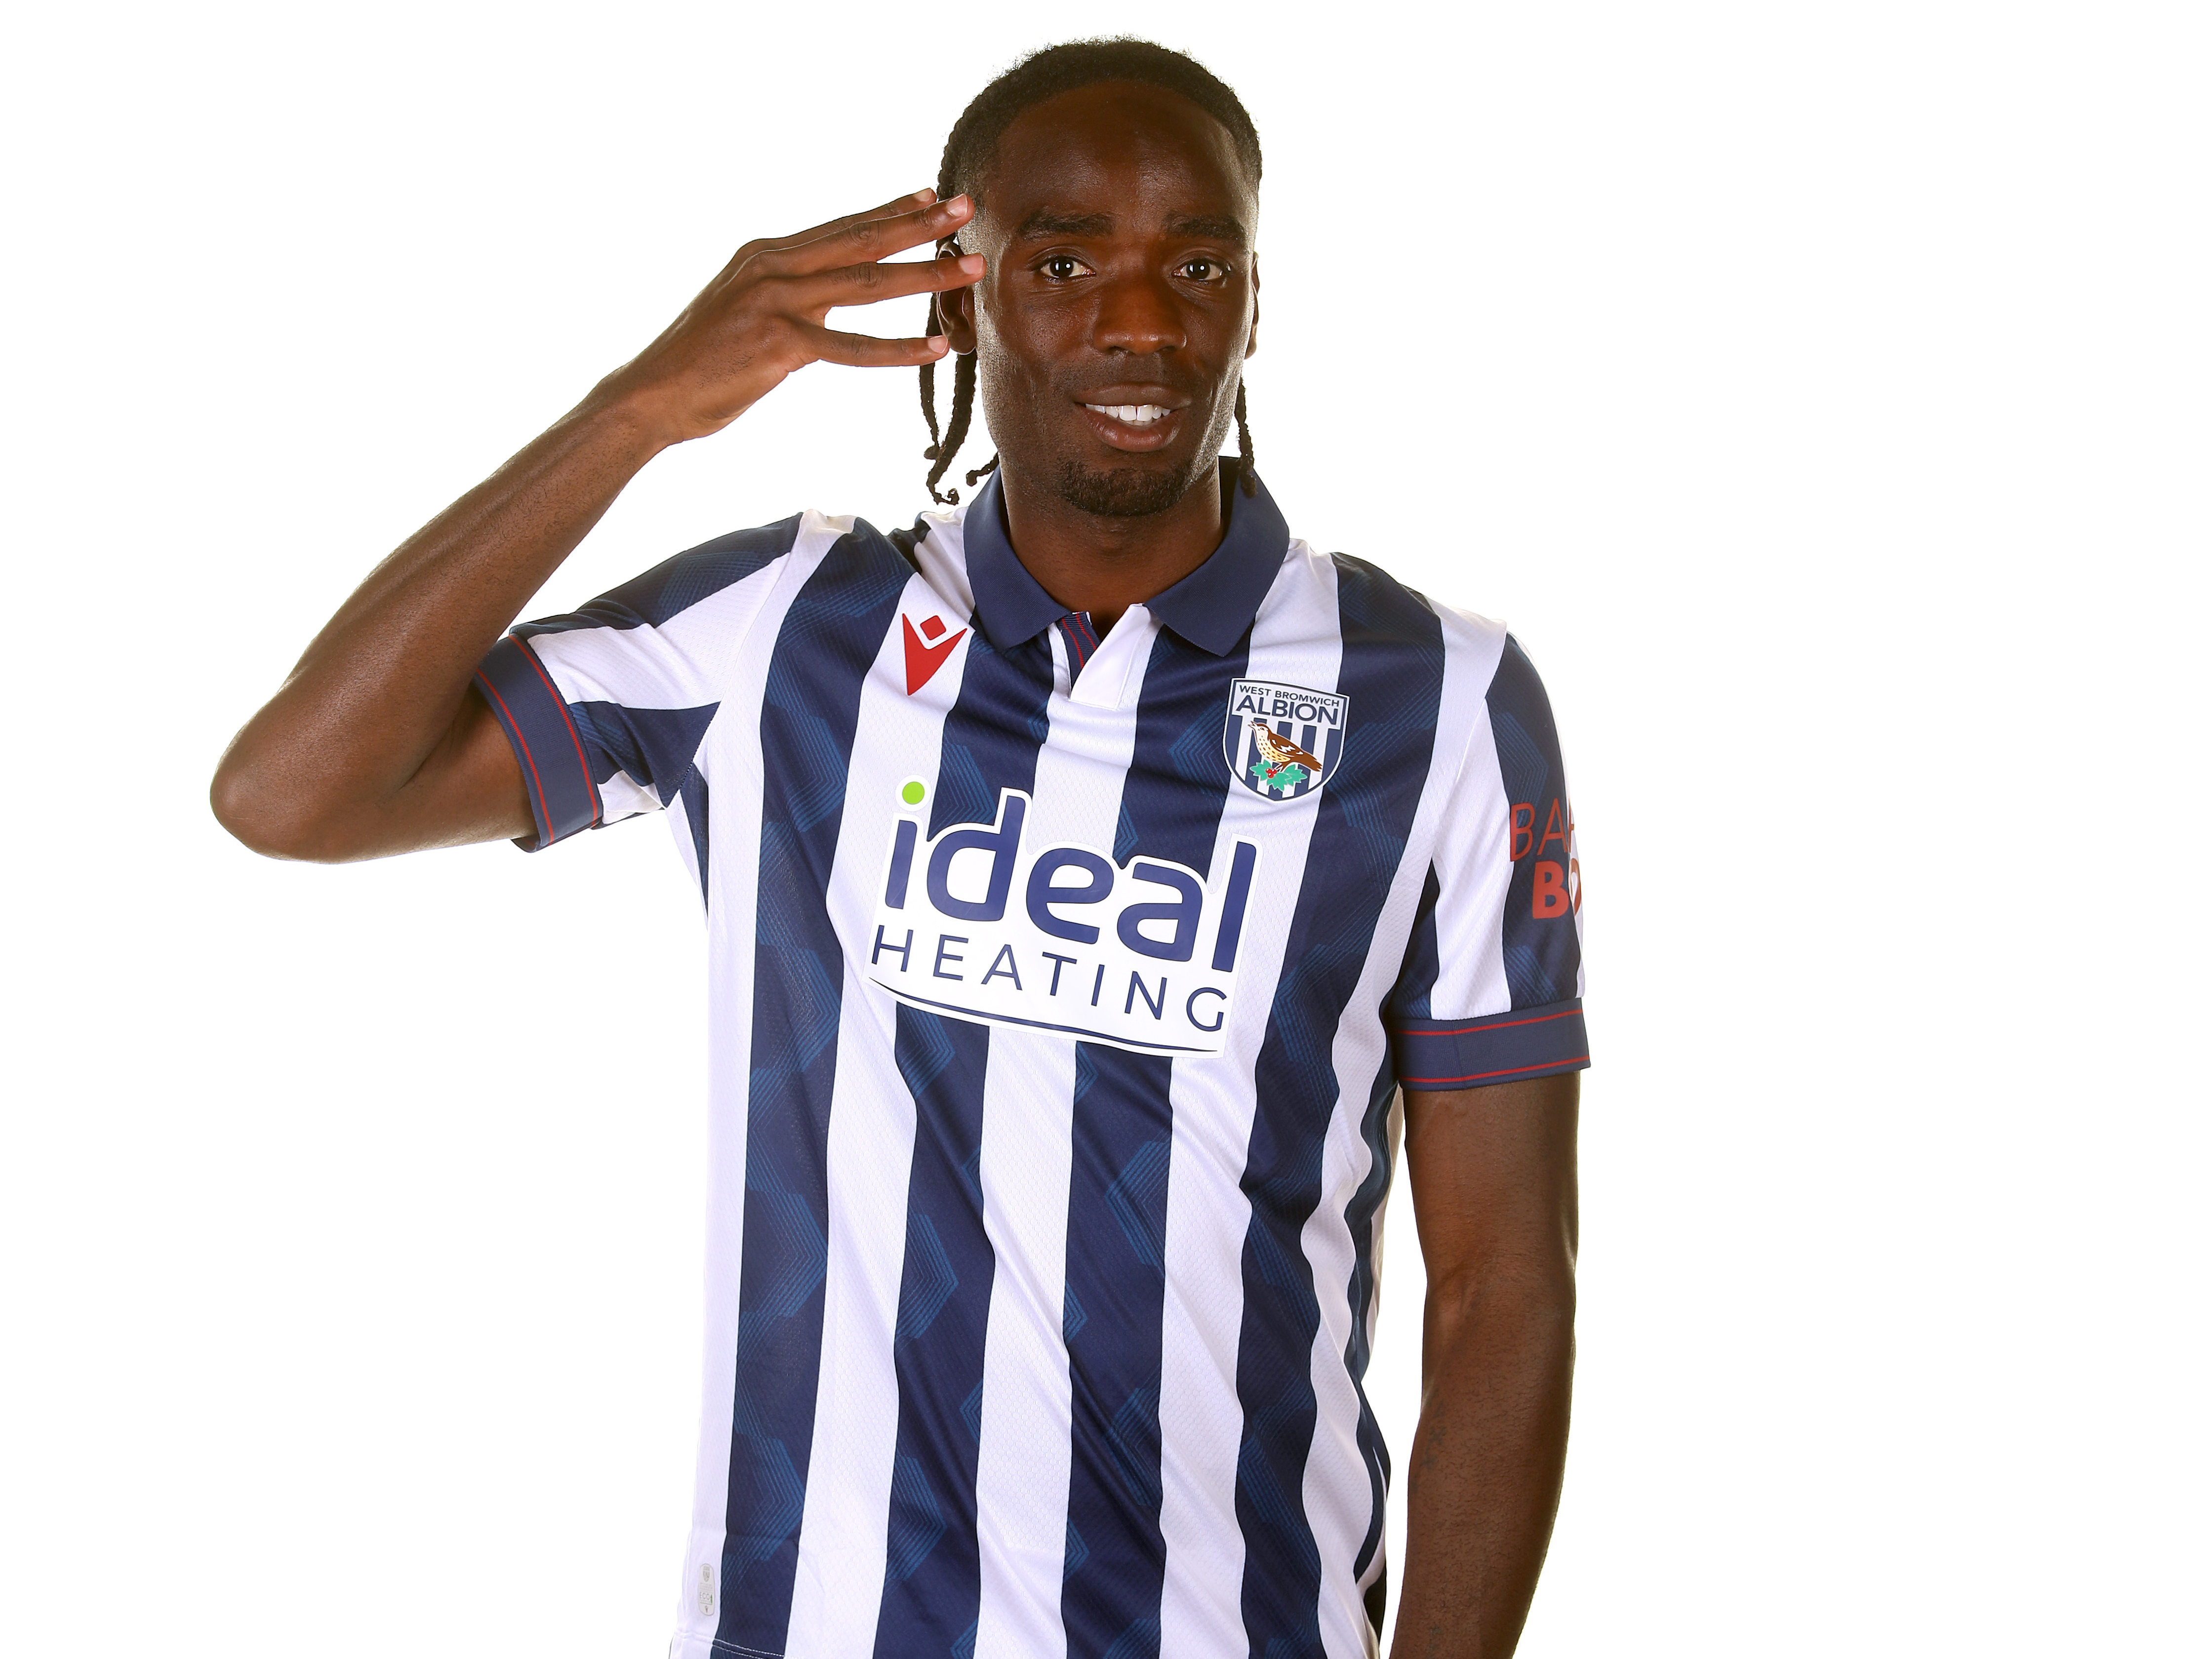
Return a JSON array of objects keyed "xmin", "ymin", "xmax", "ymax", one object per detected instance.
[{"xmin": 1051, "ymin": 458, "xmax": 1198, "ymax": 518}]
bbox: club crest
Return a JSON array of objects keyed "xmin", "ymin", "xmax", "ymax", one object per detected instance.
[{"xmin": 1222, "ymin": 679, "xmax": 1348, "ymax": 802}]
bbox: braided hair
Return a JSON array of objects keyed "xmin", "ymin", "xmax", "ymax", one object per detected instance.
[{"xmin": 919, "ymin": 38, "xmax": 1263, "ymax": 504}]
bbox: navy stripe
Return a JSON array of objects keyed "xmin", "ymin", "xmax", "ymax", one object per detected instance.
[
  {"xmin": 1063, "ymin": 626, "xmax": 1251, "ymax": 1658},
  {"xmin": 1056, "ymin": 612, "xmax": 1096, "ymax": 682},
  {"xmin": 1235, "ymin": 558, "xmax": 1444, "ymax": 1656},
  {"xmin": 873, "ymin": 623, "xmax": 1056, "ymax": 1653},
  {"xmin": 566, "ymin": 699, "xmax": 721, "ymax": 903},
  {"xmin": 472, "ymin": 636, "xmax": 603, "ymax": 850},
  {"xmin": 1385, "ymin": 865, "xmax": 1443, "ymax": 1021},
  {"xmin": 1340, "ymin": 1050, "xmax": 1398, "ymax": 1593},
  {"xmin": 1391, "ymin": 998, "xmax": 1589, "ymax": 1089},
  {"xmin": 717, "ymin": 528, "xmax": 910, "ymax": 1657},
  {"xmin": 566, "ymin": 700, "xmax": 719, "ymax": 802},
  {"xmin": 1487, "ymin": 635, "xmax": 1581, "ymax": 1008}
]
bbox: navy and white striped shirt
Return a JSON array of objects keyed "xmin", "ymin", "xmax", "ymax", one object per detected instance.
[{"xmin": 474, "ymin": 465, "xmax": 1587, "ymax": 1659}]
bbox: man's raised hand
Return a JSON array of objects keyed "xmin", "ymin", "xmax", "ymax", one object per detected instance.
[
  {"xmin": 604, "ymin": 189, "xmax": 980, "ymax": 447},
  {"xmin": 211, "ymin": 191, "xmax": 982, "ymax": 862}
]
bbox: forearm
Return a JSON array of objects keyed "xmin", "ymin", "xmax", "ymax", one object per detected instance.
[
  {"xmin": 1391, "ymin": 1275, "xmax": 1575, "ymax": 1659},
  {"xmin": 211, "ymin": 383, "xmax": 665, "ymax": 854}
]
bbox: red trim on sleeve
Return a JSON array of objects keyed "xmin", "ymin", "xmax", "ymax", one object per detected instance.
[
  {"xmin": 473, "ymin": 669, "xmax": 549, "ymax": 834},
  {"xmin": 508, "ymin": 636, "xmax": 602, "ymax": 829},
  {"xmin": 1394, "ymin": 1007, "xmax": 1582, "ymax": 1040}
]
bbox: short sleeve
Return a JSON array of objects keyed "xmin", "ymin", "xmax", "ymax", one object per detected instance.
[
  {"xmin": 1387, "ymin": 632, "xmax": 1589, "ymax": 1090},
  {"xmin": 471, "ymin": 517, "xmax": 802, "ymax": 852}
]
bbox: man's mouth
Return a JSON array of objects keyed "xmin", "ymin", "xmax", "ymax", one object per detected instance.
[{"xmin": 1076, "ymin": 392, "xmax": 1190, "ymax": 453}]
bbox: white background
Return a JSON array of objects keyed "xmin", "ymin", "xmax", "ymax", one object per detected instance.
[{"xmin": 3, "ymin": 2, "xmax": 2205, "ymax": 1654}]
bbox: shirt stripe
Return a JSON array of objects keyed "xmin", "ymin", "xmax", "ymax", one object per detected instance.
[
  {"xmin": 874, "ymin": 616, "xmax": 1058, "ymax": 1652},
  {"xmin": 786, "ymin": 561, "xmax": 968, "ymax": 1658},
  {"xmin": 718, "ymin": 529, "xmax": 913, "ymax": 1656},
  {"xmin": 1061, "ymin": 622, "xmax": 1251, "ymax": 1656},
  {"xmin": 1155, "ymin": 545, "xmax": 1343, "ymax": 1659},
  {"xmin": 1234, "ymin": 556, "xmax": 1446, "ymax": 1656}
]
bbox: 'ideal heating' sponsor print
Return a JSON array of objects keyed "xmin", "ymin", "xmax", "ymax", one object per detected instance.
[{"xmin": 865, "ymin": 784, "xmax": 1260, "ymax": 1055}]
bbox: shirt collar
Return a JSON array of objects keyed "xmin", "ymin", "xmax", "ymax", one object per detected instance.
[{"xmin": 962, "ymin": 461, "xmax": 1290, "ymax": 657}]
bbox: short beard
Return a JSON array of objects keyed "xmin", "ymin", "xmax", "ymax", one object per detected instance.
[{"xmin": 1052, "ymin": 456, "xmax": 1210, "ymax": 519}]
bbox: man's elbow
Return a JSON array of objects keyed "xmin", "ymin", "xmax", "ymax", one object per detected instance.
[
  {"xmin": 1428, "ymin": 1262, "xmax": 1577, "ymax": 1351},
  {"xmin": 208, "ymin": 749, "xmax": 357, "ymax": 862}
]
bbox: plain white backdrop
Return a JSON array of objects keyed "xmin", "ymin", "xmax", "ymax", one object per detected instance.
[{"xmin": 3, "ymin": 2, "xmax": 2205, "ymax": 1654}]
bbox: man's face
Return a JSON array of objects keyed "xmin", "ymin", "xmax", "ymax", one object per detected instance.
[{"xmin": 947, "ymin": 81, "xmax": 1260, "ymax": 519}]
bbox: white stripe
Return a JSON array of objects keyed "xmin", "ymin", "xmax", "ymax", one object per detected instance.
[
  {"xmin": 523, "ymin": 550, "xmax": 787, "ymax": 736},
  {"xmin": 1157, "ymin": 542, "xmax": 1343, "ymax": 1655},
  {"xmin": 971, "ymin": 1031, "xmax": 1078, "ymax": 1659},
  {"xmin": 785, "ymin": 557, "xmax": 972, "ymax": 1658},
  {"xmin": 663, "ymin": 522, "xmax": 844, "ymax": 1654},
  {"xmin": 907, "ymin": 501, "xmax": 977, "ymax": 619},
  {"xmin": 1417, "ymin": 606, "xmax": 1513, "ymax": 1022},
  {"xmin": 665, "ymin": 791, "xmax": 703, "ymax": 903},
  {"xmin": 1300, "ymin": 592, "xmax": 1491, "ymax": 1658}
]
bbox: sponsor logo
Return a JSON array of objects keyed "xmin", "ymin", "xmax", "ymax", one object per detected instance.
[
  {"xmin": 1509, "ymin": 795, "xmax": 1582, "ymax": 918},
  {"xmin": 866, "ymin": 785, "xmax": 1259, "ymax": 1055},
  {"xmin": 1222, "ymin": 679, "xmax": 1347, "ymax": 801},
  {"xmin": 902, "ymin": 613, "xmax": 968, "ymax": 694}
]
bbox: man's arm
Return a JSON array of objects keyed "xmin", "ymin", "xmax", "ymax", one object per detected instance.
[
  {"xmin": 209, "ymin": 190, "xmax": 980, "ymax": 862},
  {"xmin": 1392, "ymin": 1070, "xmax": 1579, "ymax": 1658}
]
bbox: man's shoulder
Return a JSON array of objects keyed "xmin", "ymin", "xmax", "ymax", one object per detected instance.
[
  {"xmin": 516, "ymin": 506, "xmax": 959, "ymax": 642},
  {"xmin": 1300, "ymin": 544, "xmax": 1513, "ymax": 672}
]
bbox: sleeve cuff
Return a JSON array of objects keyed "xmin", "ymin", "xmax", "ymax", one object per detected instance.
[
  {"xmin": 472, "ymin": 635, "xmax": 602, "ymax": 852},
  {"xmin": 1391, "ymin": 997, "xmax": 1589, "ymax": 1090}
]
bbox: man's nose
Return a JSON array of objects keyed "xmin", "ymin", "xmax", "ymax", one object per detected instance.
[{"xmin": 1091, "ymin": 272, "xmax": 1188, "ymax": 355}]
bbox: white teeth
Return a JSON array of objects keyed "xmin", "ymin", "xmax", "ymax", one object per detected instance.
[{"xmin": 1086, "ymin": 404, "xmax": 1169, "ymax": 425}]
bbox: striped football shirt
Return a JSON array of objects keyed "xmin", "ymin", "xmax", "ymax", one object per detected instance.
[{"xmin": 471, "ymin": 464, "xmax": 1588, "ymax": 1659}]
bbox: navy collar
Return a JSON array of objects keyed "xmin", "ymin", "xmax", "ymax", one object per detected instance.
[{"xmin": 962, "ymin": 461, "xmax": 1290, "ymax": 657}]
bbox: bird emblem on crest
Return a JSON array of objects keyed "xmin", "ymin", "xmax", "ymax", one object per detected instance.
[{"xmin": 1247, "ymin": 719, "xmax": 1325, "ymax": 794}]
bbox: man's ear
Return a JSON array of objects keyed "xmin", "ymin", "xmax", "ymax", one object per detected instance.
[
  {"xmin": 937, "ymin": 241, "xmax": 980, "ymax": 354},
  {"xmin": 1245, "ymin": 255, "xmax": 1261, "ymax": 359}
]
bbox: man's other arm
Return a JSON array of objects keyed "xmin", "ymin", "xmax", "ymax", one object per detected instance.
[
  {"xmin": 1391, "ymin": 1071, "xmax": 1578, "ymax": 1658},
  {"xmin": 209, "ymin": 191, "xmax": 979, "ymax": 862}
]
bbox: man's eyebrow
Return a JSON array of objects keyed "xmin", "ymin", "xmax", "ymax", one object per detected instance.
[
  {"xmin": 1011, "ymin": 208, "xmax": 1117, "ymax": 240},
  {"xmin": 1164, "ymin": 213, "xmax": 1251, "ymax": 246}
]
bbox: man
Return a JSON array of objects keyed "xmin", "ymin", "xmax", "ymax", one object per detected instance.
[{"xmin": 212, "ymin": 38, "xmax": 1586, "ymax": 1659}]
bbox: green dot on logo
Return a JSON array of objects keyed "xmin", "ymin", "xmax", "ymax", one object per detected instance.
[{"xmin": 901, "ymin": 781, "xmax": 925, "ymax": 806}]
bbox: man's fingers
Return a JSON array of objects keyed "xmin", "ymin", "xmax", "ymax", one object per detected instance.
[
  {"xmin": 804, "ymin": 325, "xmax": 954, "ymax": 370},
  {"xmin": 792, "ymin": 251, "xmax": 985, "ymax": 312},
  {"xmin": 751, "ymin": 190, "xmax": 938, "ymax": 258},
  {"xmin": 769, "ymin": 193, "xmax": 974, "ymax": 276}
]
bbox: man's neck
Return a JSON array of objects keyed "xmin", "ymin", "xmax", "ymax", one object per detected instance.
[{"xmin": 996, "ymin": 464, "xmax": 1226, "ymax": 635}]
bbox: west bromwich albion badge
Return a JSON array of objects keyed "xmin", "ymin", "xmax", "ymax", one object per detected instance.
[{"xmin": 1222, "ymin": 679, "xmax": 1348, "ymax": 802}]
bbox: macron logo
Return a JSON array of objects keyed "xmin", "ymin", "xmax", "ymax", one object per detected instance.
[{"xmin": 903, "ymin": 613, "xmax": 968, "ymax": 694}]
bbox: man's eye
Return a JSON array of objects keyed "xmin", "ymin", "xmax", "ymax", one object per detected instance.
[
  {"xmin": 1041, "ymin": 255, "xmax": 1089, "ymax": 281},
  {"xmin": 1179, "ymin": 258, "xmax": 1231, "ymax": 283}
]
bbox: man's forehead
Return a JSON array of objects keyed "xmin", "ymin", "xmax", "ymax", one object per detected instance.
[{"xmin": 972, "ymin": 81, "xmax": 1257, "ymax": 238}]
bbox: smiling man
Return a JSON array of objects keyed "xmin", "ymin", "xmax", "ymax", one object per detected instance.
[{"xmin": 211, "ymin": 38, "xmax": 1587, "ymax": 1659}]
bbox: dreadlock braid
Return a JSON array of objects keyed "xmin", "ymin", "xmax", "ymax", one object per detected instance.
[
  {"xmin": 923, "ymin": 349, "xmax": 979, "ymax": 505},
  {"xmin": 918, "ymin": 296, "xmax": 945, "ymax": 463},
  {"xmin": 1234, "ymin": 381, "xmax": 1257, "ymax": 497},
  {"xmin": 916, "ymin": 38, "xmax": 1264, "ymax": 507}
]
